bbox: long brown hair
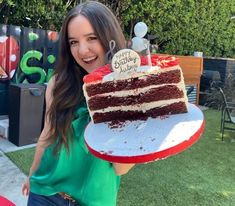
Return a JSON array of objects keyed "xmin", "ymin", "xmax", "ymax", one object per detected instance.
[{"xmin": 47, "ymin": 1, "xmax": 126, "ymax": 153}]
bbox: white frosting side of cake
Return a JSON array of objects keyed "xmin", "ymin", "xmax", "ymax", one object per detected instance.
[
  {"xmin": 83, "ymin": 64, "xmax": 188, "ymax": 122},
  {"xmin": 89, "ymin": 98, "xmax": 186, "ymax": 116},
  {"xmin": 83, "ymin": 65, "xmax": 184, "ymax": 98}
]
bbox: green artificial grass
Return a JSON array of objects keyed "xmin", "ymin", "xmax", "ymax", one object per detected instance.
[
  {"xmin": 6, "ymin": 147, "xmax": 35, "ymax": 175},
  {"xmin": 6, "ymin": 109, "xmax": 235, "ymax": 206},
  {"xmin": 118, "ymin": 109, "xmax": 235, "ymax": 206}
]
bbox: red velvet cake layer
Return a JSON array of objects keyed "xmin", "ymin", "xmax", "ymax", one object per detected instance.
[
  {"xmin": 92, "ymin": 102, "xmax": 187, "ymax": 123},
  {"xmin": 85, "ymin": 69, "xmax": 181, "ymax": 97},
  {"xmin": 88, "ymin": 85, "xmax": 184, "ymax": 110}
]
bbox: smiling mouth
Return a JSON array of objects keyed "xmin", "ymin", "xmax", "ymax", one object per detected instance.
[{"xmin": 83, "ymin": 56, "xmax": 97, "ymax": 64}]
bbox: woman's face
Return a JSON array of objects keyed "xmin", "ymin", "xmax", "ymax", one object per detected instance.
[{"xmin": 68, "ymin": 15, "xmax": 106, "ymax": 73}]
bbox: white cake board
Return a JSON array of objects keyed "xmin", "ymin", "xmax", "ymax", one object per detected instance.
[{"xmin": 84, "ymin": 103, "xmax": 205, "ymax": 163}]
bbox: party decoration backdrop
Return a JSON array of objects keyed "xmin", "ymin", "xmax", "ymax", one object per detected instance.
[{"xmin": 0, "ymin": 24, "xmax": 59, "ymax": 114}]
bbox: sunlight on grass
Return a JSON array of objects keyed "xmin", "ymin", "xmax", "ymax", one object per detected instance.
[{"xmin": 220, "ymin": 191, "xmax": 234, "ymax": 198}]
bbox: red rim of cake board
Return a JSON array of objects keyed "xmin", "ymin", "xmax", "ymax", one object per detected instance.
[{"xmin": 85, "ymin": 119, "xmax": 205, "ymax": 164}]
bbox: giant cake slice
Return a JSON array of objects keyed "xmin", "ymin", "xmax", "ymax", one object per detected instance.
[{"xmin": 83, "ymin": 54, "xmax": 188, "ymax": 123}]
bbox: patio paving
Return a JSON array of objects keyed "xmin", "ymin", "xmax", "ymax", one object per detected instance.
[
  {"xmin": 0, "ymin": 148, "xmax": 28, "ymax": 206},
  {"xmin": 0, "ymin": 125, "xmax": 35, "ymax": 206}
]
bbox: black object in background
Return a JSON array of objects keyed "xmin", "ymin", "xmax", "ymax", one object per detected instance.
[{"xmin": 8, "ymin": 83, "xmax": 46, "ymax": 146}]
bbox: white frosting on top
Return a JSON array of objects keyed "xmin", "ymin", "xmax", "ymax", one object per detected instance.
[
  {"xmin": 102, "ymin": 65, "xmax": 176, "ymax": 82},
  {"xmin": 136, "ymin": 65, "xmax": 160, "ymax": 72}
]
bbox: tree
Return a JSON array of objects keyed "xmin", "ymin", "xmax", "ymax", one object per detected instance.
[
  {"xmin": 106, "ymin": 0, "xmax": 235, "ymax": 58},
  {"xmin": 0, "ymin": 0, "xmax": 78, "ymax": 30},
  {"xmin": 1, "ymin": 0, "xmax": 235, "ymax": 57}
]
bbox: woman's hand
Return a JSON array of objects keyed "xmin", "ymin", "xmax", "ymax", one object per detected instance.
[{"xmin": 22, "ymin": 177, "xmax": 30, "ymax": 196}]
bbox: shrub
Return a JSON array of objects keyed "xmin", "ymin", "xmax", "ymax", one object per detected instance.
[
  {"xmin": 102, "ymin": 0, "xmax": 235, "ymax": 58},
  {"xmin": 1, "ymin": 0, "xmax": 235, "ymax": 58}
]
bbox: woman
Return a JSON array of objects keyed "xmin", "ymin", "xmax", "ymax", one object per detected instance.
[{"xmin": 22, "ymin": 1, "xmax": 134, "ymax": 205}]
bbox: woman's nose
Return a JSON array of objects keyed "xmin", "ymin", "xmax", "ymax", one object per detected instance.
[{"xmin": 77, "ymin": 43, "xmax": 89, "ymax": 55}]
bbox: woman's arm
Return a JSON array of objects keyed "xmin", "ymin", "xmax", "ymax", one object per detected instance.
[
  {"xmin": 22, "ymin": 77, "xmax": 55, "ymax": 195},
  {"xmin": 112, "ymin": 163, "xmax": 135, "ymax": 176}
]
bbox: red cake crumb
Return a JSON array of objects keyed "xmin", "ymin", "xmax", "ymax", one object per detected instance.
[
  {"xmin": 159, "ymin": 115, "xmax": 170, "ymax": 120},
  {"xmin": 107, "ymin": 120, "xmax": 128, "ymax": 129}
]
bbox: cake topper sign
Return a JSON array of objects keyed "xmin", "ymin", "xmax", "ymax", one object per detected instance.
[{"xmin": 111, "ymin": 49, "xmax": 141, "ymax": 74}]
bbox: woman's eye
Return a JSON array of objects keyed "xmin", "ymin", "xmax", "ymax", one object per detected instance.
[
  {"xmin": 88, "ymin": 36, "xmax": 97, "ymax": 41},
  {"xmin": 69, "ymin": 41, "xmax": 78, "ymax": 47}
]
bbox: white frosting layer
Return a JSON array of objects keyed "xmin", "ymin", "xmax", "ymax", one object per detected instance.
[
  {"xmin": 87, "ymin": 82, "xmax": 185, "ymax": 98},
  {"xmin": 90, "ymin": 98, "xmax": 186, "ymax": 116},
  {"xmin": 102, "ymin": 65, "xmax": 177, "ymax": 82}
]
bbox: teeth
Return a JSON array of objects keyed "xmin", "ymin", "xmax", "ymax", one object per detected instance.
[{"xmin": 83, "ymin": 57, "xmax": 96, "ymax": 62}]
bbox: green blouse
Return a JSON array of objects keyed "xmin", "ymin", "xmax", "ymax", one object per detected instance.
[{"xmin": 30, "ymin": 103, "xmax": 120, "ymax": 206}]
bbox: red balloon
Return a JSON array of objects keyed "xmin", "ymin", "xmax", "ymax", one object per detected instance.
[{"xmin": 47, "ymin": 31, "xmax": 59, "ymax": 42}]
